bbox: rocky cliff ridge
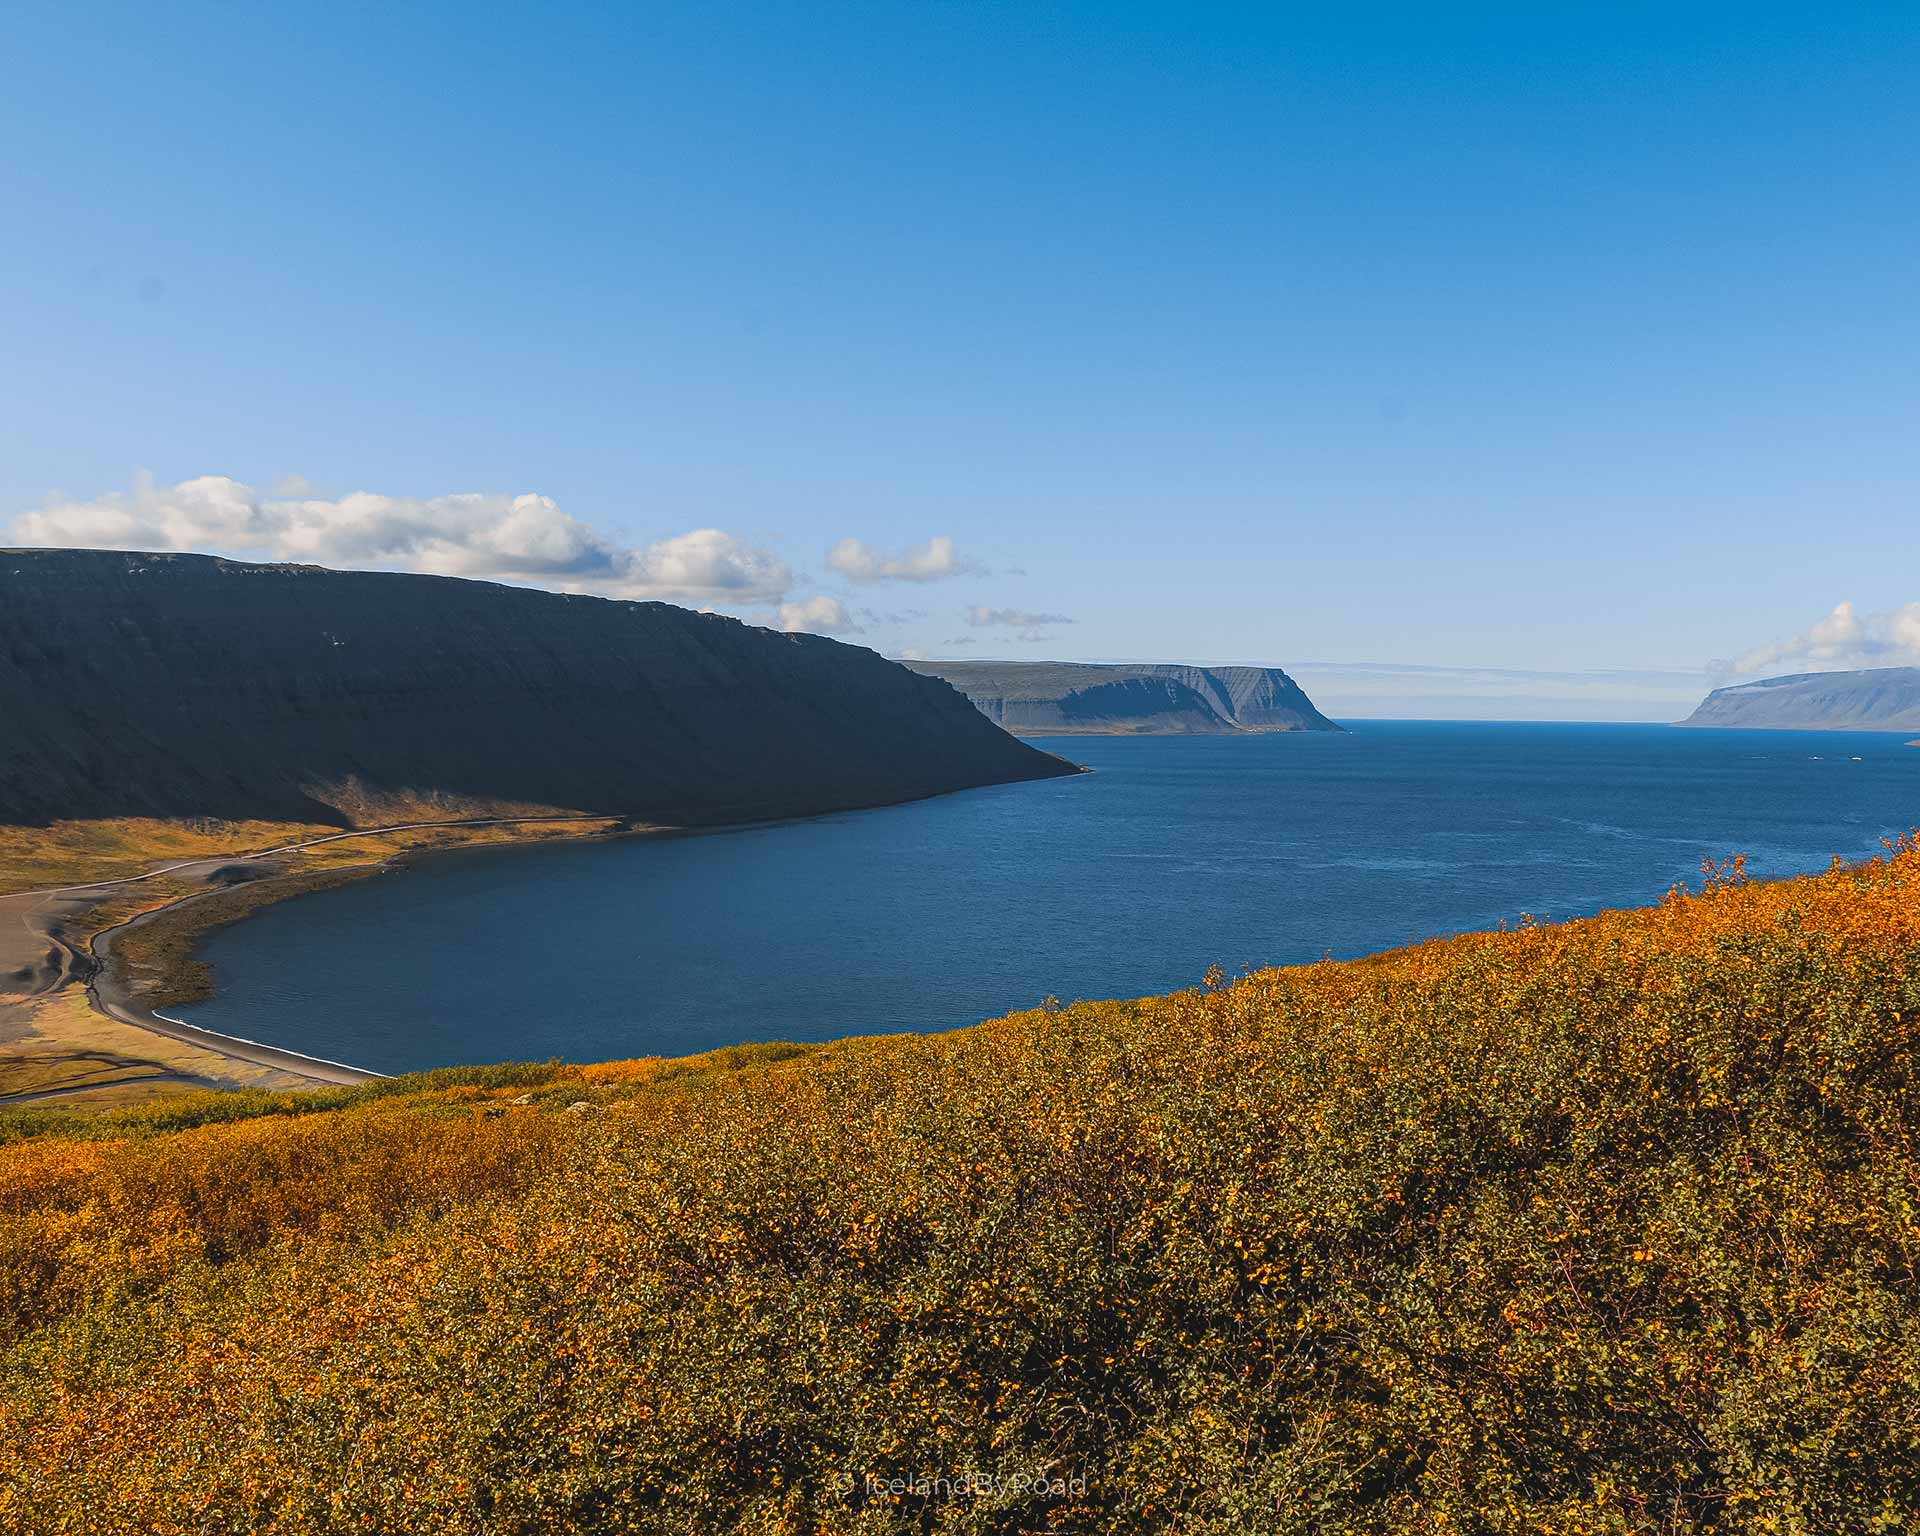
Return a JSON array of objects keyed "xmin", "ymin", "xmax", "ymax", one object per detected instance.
[
  {"xmin": 1678, "ymin": 668, "xmax": 1920, "ymax": 733},
  {"xmin": 901, "ymin": 660, "xmax": 1342, "ymax": 735}
]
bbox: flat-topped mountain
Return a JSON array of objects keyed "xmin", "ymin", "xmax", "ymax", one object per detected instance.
[
  {"xmin": 1678, "ymin": 667, "xmax": 1920, "ymax": 732},
  {"xmin": 0, "ymin": 549, "xmax": 1075, "ymax": 828},
  {"xmin": 901, "ymin": 660, "xmax": 1341, "ymax": 735}
]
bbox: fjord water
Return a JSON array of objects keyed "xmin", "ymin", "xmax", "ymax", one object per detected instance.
[{"xmin": 183, "ymin": 723, "xmax": 1920, "ymax": 1075}]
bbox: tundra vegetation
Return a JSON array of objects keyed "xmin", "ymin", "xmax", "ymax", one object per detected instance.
[{"xmin": 2, "ymin": 844, "xmax": 1918, "ymax": 1532}]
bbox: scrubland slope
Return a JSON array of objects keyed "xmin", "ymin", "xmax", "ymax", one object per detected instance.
[{"xmin": 3, "ymin": 846, "xmax": 1919, "ymax": 1532}]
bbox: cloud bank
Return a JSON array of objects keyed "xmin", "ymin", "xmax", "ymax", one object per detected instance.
[
  {"xmin": 9, "ymin": 474, "xmax": 792, "ymax": 605},
  {"xmin": 1718, "ymin": 600, "xmax": 1920, "ymax": 680},
  {"xmin": 827, "ymin": 535, "xmax": 973, "ymax": 582}
]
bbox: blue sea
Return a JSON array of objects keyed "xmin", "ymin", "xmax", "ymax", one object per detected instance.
[{"xmin": 182, "ymin": 723, "xmax": 1920, "ymax": 1075}]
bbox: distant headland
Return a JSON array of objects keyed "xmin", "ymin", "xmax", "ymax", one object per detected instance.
[
  {"xmin": 1677, "ymin": 666, "xmax": 1920, "ymax": 733},
  {"xmin": 901, "ymin": 660, "xmax": 1342, "ymax": 736}
]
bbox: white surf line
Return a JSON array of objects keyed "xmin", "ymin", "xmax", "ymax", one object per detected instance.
[
  {"xmin": 149, "ymin": 1009, "xmax": 391, "ymax": 1080},
  {"xmin": 6, "ymin": 814, "xmax": 612, "ymax": 900}
]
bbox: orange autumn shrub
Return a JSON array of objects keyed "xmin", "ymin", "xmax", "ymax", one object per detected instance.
[
  {"xmin": 2, "ymin": 844, "xmax": 1919, "ymax": 1533},
  {"xmin": 0, "ymin": 1088, "xmax": 568, "ymax": 1327}
]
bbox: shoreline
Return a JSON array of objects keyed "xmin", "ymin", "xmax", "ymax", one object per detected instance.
[
  {"xmin": 7, "ymin": 769, "xmax": 1094, "ymax": 1096},
  {"xmin": 1, "ymin": 815, "xmax": 646, "ymax": 1098},
  {"xmin": 87, "ymin": 887, "xmax": 389, "ymax": 1086},
  {"xmin": 76, "ymin": 819, "xmax": 664, "ymax": 1084}
]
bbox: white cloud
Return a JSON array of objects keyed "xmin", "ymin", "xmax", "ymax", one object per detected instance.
[
  {"xmin": 1717, "ymin": 600, "xmax": 1920, "ymax": 679},
  {"xmin": 775, "ymin": 595, "xmax": 863, "ymax": 636},
  {"xmin": 9, "ymin": 473, "xmax": 791, "ymax": 605},
  {"xmin": 620, "ymin": 528, "xmax": 790, "ymax": 604},
  {"xmin": 827, "ymin": 535, "xmax": 974, "ymax": 582}
]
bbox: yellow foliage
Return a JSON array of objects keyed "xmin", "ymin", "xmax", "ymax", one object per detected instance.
[{"xmin": 2, "ymin": 841, "xmax": 1920, "ymax": 1531}]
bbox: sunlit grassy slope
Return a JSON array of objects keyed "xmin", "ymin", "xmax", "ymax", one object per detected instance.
[
  {"xmin": 0, "ymin": 815, "xmax": 631, "ymax": 896},
  {"xmin": 3, "ymin": 846, "xmax": 1919, "ymax": 1533},
  {"xmin": 0, "ymin": 818, "xmax": 341, "ymax": 893}
]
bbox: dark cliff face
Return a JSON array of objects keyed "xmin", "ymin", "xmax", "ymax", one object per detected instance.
[
  {"xmin": 1678, "ymin": 668, "xmax": 1920, "ymax": 732},
  {"xmin": 0, "ymin": 549, "xmax": 1076, "ymax": 827},
  {"xmin": 900, "ymin": 661, "xmax": 1342, "ymax": 735}
]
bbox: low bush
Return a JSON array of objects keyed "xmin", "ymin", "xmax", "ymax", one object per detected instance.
[{"xmin": 3, "ymin": 846, "xmax": 1918, "ymax": 1532}]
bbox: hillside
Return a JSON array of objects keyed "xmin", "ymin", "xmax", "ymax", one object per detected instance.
[
  {"xmin": 0, "ymin": 550, "xmax": 1075, "ymax": 827},
  {"xmin": 1679, "ymin": 666, "xmax": 1920, "ymax": 732},
  {"xmin": 4, "ymin": 843, "xmax": 1917, "ymax": 1531},
  {"xmin": 901, "ymin": 660, "xmax": 1341, "ymax": 735}
]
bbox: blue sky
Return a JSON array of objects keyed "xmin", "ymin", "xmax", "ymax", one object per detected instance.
[{"xmin": 3, "ymin": 2, "xmax": 1915, "ymax": 717}]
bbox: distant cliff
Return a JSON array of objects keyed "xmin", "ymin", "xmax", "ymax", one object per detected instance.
[
  {"xmin": 1678, "ymin": 668, "xmax": 1920, "ymax": 733},
  {"xmin": 901, "ymin": 660, "xmax": 1342, "ymax": 735},
  {"xmin": 0, "ymin": 550, "xmax": 1076, "ymax": 828}
]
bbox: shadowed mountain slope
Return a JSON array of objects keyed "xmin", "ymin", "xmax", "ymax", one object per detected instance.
[
  {"xmin": 901, "ymin": 660, "xmax": 1341, "ymax": 735},
  {"xmin": 0, "ymin": 549, "xmax": 1075, "ymax": 828}
]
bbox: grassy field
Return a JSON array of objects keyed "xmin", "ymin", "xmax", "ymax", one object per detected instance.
[
  {"xmin": 0, "ymin": 818, "xmax": 341, "ymax": 894},
  {"xmin": 0, "ymin": 814, "xmax": 634, "ymax": 897},
  {"xmin": 0, "ymin": 990, "xmax": 295, "ymax": 1107},
  {"xmin": 2, "ymin": 844, "xmax": 1918, "ymax": 1531}
]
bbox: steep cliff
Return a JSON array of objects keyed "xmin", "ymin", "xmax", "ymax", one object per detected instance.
[
  {"xmin": 1678, "ymin": 668, "xmax": 1920, "ymax": 732},
  {"xmin": 901, "ymin": 661, "xmax": 1341, "ymax": 735},
  {"xmin": 0, "ymin": 550, "xmax": 1076, "ymax": 827}
]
